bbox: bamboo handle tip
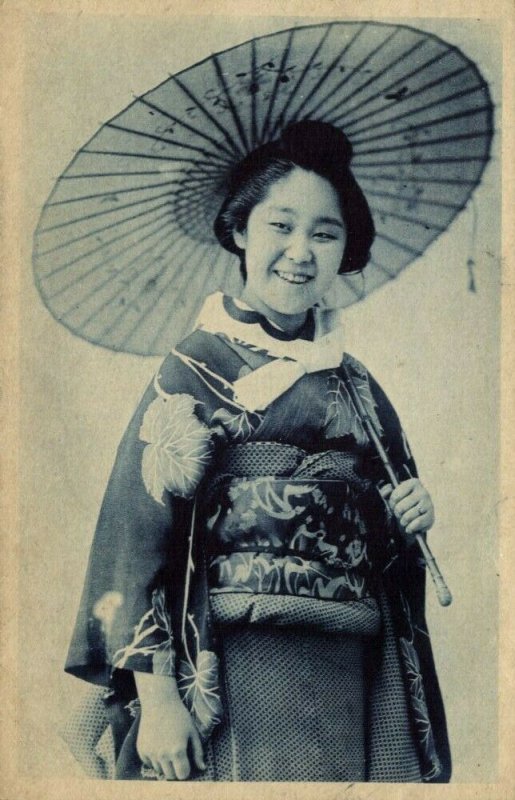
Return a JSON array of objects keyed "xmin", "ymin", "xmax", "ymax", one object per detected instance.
[
  {"xmin": 416, "ymin": 535, "xmax": 452, "ymax": 607},
  {"xmin": 437, "ymin": 586, "xmax": 453, "ymax": 607}
]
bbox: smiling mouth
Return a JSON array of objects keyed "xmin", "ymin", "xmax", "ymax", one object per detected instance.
[{"xmin": 274, "ymin": 269, "xmax": 314, "ymax": 285}]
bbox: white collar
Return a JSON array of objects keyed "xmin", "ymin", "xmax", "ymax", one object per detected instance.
[
  {"xmin": 194, "ymin": 292, "xmax": 345, "ymax": 362},
  {"xmin": 193, "ymin": 293, "xmax": 346, "ymax": 412}
]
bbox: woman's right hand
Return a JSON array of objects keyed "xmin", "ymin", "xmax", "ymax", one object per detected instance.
[{"xmin": 134, "ymin": 672, "xmax": 206, "ymax": 780}]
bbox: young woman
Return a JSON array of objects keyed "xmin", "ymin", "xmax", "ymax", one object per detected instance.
[{"xmin": 65, "ymin": 120, "xmax": 451, "ymax": 782}]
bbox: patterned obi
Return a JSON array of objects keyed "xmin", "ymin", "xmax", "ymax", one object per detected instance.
[{"xmin": 201, "ymin": 443, "xmax": 388, "ymax": 610}]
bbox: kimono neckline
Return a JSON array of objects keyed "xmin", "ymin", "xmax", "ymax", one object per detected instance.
[
  {"xmin": 223, "ymin": 295, "xmax": 315, "ymax": 342},
  {"xmin": 194, "ymin": 292, "xmax": 347, "ymax": 368}
]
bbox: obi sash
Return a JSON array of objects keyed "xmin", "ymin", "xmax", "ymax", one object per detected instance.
[{"xmin": 200, "ymin": 442, "xmax": 390, "ymax": 604}]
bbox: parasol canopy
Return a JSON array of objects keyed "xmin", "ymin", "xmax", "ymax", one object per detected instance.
[{"xmin": 32, "ymin": 20, "xmax": 494, "ymax": 356}]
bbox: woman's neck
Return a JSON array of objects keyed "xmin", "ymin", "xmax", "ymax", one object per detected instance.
[{"xmin": 238, "ymin": 290, "xmax": 308, "ymax": 335}]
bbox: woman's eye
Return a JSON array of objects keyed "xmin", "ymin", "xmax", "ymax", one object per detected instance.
[
  {"xmin": 313, "ymin": 231, "xmax": 338, "ymax": 241},
  {"xmin": 270, "ymin": 222, "xmax": 291, "ymax": 232}
]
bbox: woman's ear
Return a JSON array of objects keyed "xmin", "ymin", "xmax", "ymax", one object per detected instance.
[{"xmin": 232, "ymin": 228, "xmax": 247, "ymax": 251}]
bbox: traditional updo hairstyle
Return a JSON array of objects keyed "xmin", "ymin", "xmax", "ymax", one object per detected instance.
[{"xmin": 214, "ymin": 120, "xmax": 375, "ymax": 277}]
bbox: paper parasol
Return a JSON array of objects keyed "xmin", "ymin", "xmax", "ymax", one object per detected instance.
[{"xmin": 33, "ymin": 20, "xmax": 494, "ymax": 356}]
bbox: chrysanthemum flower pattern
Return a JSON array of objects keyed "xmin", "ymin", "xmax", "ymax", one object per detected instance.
[{"xmin": 139, "ymin": 393, "xmax": 212, "ymax": 504}]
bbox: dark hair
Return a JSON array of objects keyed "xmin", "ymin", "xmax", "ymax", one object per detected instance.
[{"xmin": 214, "ymin": 120, "xmax": 375, "ymax": 274}]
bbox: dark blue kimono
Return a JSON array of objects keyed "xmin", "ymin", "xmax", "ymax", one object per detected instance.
[{"xmin": 65, "ymin": 294, "xmax": 451, "ymax": 782}]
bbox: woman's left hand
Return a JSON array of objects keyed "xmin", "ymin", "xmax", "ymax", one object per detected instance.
[{"xmin": 380, "ymin": 478, "xmax": 435, "ymax": 543}]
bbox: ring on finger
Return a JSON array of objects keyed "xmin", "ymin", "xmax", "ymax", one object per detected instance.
[{"xmin": 417, "ymin": 503, "xmax": 426, "ymax": 516}]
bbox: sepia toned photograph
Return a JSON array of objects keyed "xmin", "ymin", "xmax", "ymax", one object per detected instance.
[{"xmin": 2, "ymin": 3, "xmax": 511, "ymax": 797}]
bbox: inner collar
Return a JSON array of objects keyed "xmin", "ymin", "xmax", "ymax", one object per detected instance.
[{"xmin": 223, "ymin": 295, "xmax": 315, "ymax": 342}]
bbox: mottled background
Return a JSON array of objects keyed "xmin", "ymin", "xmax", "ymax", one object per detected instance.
[{"xmin": 19, "ymin": 12, "xmax": 500, "ymax": 782}]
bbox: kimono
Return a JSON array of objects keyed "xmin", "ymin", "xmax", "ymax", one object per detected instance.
[{"xmin": 64, "ymin": 292, "xmax": 451, "ymax": 782}]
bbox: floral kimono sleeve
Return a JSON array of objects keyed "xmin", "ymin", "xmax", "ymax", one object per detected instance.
[{"xmin": 65, "ymin": 353, "xmax": 213, "ymax": 689}]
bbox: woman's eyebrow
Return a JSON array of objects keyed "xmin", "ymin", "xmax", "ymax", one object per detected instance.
[
  {"xmin": 267, "ymin": 206, "xmax": 344, "ymax": 228},
  {"xmin": 315, "ymin": 216, "xmax": 345, "ymax": 229},
  {"xmin": 267, "ymin": 205, "xmax": 295, "ymax": 215}
]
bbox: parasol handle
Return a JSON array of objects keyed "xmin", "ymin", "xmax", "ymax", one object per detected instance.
[
  {"xmin": 341, "ymin": 364, "xmax": 452, "ymax": 608},
  {"xmin": 371, "ymin": 449, "xmax": 452, "ymax": 606},
  {"xmin": 415, "ymin": 534, "xmax": 453, "ymax": 607}
]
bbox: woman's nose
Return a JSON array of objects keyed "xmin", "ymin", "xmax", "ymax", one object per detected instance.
[{"xmin": 285, "ymin": 233, "xmax": 312, "ymax": 264}]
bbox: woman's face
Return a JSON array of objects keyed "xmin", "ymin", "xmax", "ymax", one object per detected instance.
[{"xmin": 233, "ymin": 168, "xmax": 346, "ymax": 330}]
